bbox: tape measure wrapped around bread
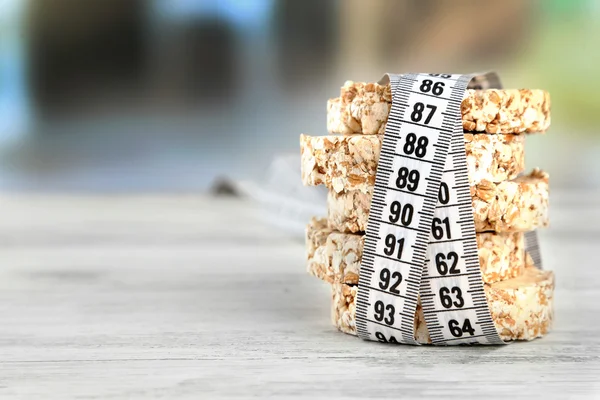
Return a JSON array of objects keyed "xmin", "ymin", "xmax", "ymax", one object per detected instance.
[{"xmin": 299, "ymin": 72, "xmax": 553, "ymax": 345}]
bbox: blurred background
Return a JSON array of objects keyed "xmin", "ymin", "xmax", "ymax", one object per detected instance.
[{"xmin": 0, "ymin": 0, "xmax": 598, "ymax": 194}]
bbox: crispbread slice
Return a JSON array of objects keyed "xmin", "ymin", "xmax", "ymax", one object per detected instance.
[
  {"xmin": 327, "ymin": 169, "xmax": 549, "ymax": 233},
  {"xmin": 328, "ymin": 82, "xmax": 550, "ymax": 135},
  {"xmin": 332, "ymin": 267, "xmax": 554, "ymax": 342},
  {"xmin": 306, "ymin": 218, "xmax": 526, "ymax": 285},
  {"xmin": 300, "ymin": 133, "xmax": 525, "ymax": 193}
]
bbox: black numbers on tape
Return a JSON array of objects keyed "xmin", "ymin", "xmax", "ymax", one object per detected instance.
[
  {"xmin": 410, "ymin": 102, "xmax": 437, "ymax": 125},
  {"xmin": 358, "ymin": 73, "xmax": 494, "ymax": 345},
  {"xmin": 438, "ymin": 182, "xmax": 450, "ymax": 204},
  {"xmin": 448, "ymin": 319, "xmax": 476, "ymax": 338},
  {"xmin": 403, "ymin": 133, "xmax": 428, "ymax": 158},
  {"xmin": 396, "ymin": 167, "xmax": 420, "ymax": 191},
  {"xmin": 429, "ymin": 73, "xmax": 452, "ymax": 79},
  {"xmin": 384, "ymin": 234, "xmax": 405, "ymax": 259},
  {"xmin": 389, "ymin": 201, "xmax": 414, "ymax": 226},
  {"xmin": 375, "ymin": 332, "xmax": 399, "ymax": 343},
  {"xmin": 419, "ymin": 80, "xmax": 445, "ymax": 96},
  {"xmin": 439, "ymin": 286, "xmax": 465, "ymax": 309},
  {"xmin": 374, "ymin": 301, "xmax": 395, "ymax": 325},
  {"xmin": 435, "ymin": 251, "xmax": 460, "ymax": 275},
  {"xmin": 432, "ymin": 217, "xmax": 452, "ymax": 240},
  {"xmin": 379, "ymin": 268, "xmax": 403, "ymax": 294}
]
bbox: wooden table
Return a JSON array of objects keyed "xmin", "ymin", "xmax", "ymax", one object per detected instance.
[{"xmin": 0, "ymin": 194, "xmax": 598, "ymax": 399}]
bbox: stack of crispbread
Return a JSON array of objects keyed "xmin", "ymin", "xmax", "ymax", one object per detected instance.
[{"xmin": 300, "ymin": 80, "xmax": 554, "ymax": 343}]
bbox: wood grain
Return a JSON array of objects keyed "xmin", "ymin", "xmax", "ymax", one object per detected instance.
[{"xmin": 0, "ymin": 194, "xmax": 598, "ymax": 399}]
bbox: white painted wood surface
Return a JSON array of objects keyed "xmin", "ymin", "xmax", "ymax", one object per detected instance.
[{"xmin": 0, "ymin": 194, "xmax": 599, "ymax": 399}]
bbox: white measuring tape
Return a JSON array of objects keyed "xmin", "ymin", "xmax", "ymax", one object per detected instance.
[{"xmin": 355, "ymin": 72, "xmax": 541, "ymax": 345}]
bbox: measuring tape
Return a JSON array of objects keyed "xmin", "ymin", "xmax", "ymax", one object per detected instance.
[
  {"xmin": 525, "ymin": 230, "xmax": 542, "ymax": 269},
  {"xmin": 355, "ymin": 72, "xmax": 540, "ymax": 345}
]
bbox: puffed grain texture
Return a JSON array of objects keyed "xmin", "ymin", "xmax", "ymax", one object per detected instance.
[
  {"xmin": 300, "ymin": 133, "xmax": 525, "ymax": 193},
  {"xmin": 331, "ymin": 267, "xmax": 554, "ymax": 342},
  {"xmin": 327, "ymin": 81, "xmax": 551, "ymax": 135},
  {"xmin": 327, "ymin": 169, "xmax": 549, "ymax": 233},
  {"xmin": 306, "ymin": 217, "xmax": 525, "ymax": 285}
]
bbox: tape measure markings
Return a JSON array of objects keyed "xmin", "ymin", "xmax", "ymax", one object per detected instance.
[
  {"xmin": 525, "ymin": 230, "xmax": 543, "ymax": 269},
  {"xmin": 356, "ymin": 72, "xmax": 509, "ymax": 345}
]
